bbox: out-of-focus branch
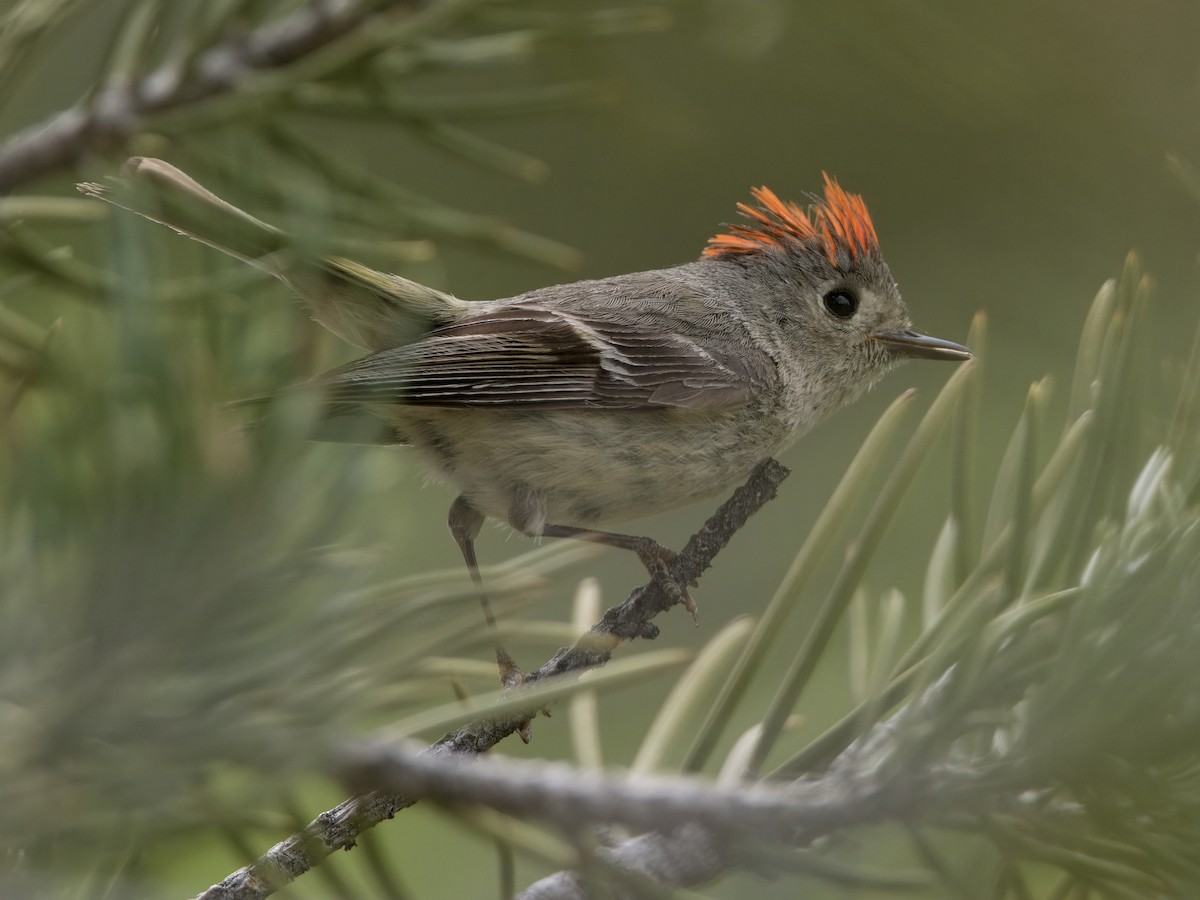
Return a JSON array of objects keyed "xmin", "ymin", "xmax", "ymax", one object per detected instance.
[
  {"xmin": 0, "ymin": 0, "xmax": 425, "ymax": 194},
  {"xmin": 343, "ymin": 673, "xmax": 955, "ymax": 900},
  {"xmin": 338, "ymin": 736, "xmax": 920, "ymax": 845},
  {"xmin": 521, "ymin": 827, "xmax": 732, "ymax": 900},
  {"xmin": 192, "ymin": 459, "xmax": 790, "ymax": 900}
]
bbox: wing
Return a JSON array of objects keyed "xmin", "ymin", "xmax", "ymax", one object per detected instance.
[{"xmin": 314, "ymin": 298, "xmax": 777, "ymax": 412}]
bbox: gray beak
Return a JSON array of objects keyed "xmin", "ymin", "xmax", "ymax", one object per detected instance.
[{"xmin": 874, "ymin": 328, "xmax": 972, "ymax": 361}]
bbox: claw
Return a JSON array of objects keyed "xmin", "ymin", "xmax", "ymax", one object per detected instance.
[
  {"xmin": 540, "ymin": 524, "xmax": 702, "ymax": 623},
  {"xmin": 634, "ymin": 537, "xmax": 698, "ymax": 620},
  {"xmin": 496, "ymin": 646, "xmax": 523, "ymax": 688}
]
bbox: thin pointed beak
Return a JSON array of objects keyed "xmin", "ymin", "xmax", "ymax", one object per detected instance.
[{"xmin": 874, "ymin": 328, "xmax": 972, "ymax": 362}]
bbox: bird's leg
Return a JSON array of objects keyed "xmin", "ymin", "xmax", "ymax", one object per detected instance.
[
  {"xmin": 540, "ymin": 524, "xmax": 698, "ymax": 621},
  {"xmin": 448, "ymin": 496, "xmax": 521, "ymax": 685}
]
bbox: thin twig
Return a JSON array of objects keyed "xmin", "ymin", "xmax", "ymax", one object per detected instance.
[
  {"xmin": 192, "ymin": 459, "xmax": 790, "ymax": 900},
  {"xmin": 433, "ymin": 458, "xmax": 791, "ymax": 753}
]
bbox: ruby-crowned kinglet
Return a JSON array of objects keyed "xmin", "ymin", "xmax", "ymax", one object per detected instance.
[{"xmin": 81, "ymin": 161, "xmax": 969, "ymax": 632}]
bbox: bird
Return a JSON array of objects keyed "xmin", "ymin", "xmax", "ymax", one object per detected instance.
[{"xmin": 81, "ymin": 160, "xmax": 970, "ymax": 676}]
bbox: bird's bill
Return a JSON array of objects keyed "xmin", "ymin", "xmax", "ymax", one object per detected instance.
[{"xmin": 873, "ymin": 328, "xmax": 972, "ymax": 361}]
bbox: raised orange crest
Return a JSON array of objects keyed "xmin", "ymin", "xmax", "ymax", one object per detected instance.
[{"xmin": 703, "ymin": 174, "xmax": 880, "ymax": 265}]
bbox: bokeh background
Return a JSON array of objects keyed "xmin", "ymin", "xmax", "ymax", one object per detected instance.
[{"xmin": 3, "ymin": 0, "xmax": 1200, "ymax": 896}]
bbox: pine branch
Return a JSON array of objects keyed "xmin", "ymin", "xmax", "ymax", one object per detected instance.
[
  {"xmin": 341, "ymin": 670, "xmax": 960, "ymax": 899},
  {"xmin": 192, "ymin": 459, "xmax": 790, "ymax": 900},
  {"xmin": 337, "ymin": 733, "xmax": 926, "ymax": 864},
  {"xmin": 0, "ymin": 0, "xmax": 426, "ymax": 194}
]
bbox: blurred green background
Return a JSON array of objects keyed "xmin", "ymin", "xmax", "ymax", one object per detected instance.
[{"xmin": 3, "ymin": 0, "xmax": 1200, "ymax": 896}]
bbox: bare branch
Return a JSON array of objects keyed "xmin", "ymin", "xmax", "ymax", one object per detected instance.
[
  {"xmin": 192, "ymin": 459, "xmax": 790, "ymax": 900},
  {"xmin": 0, "ymin": 0, "xmax": 423, "ymax": 194}
]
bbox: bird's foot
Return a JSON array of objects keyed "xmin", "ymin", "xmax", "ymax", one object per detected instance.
[
  {"xmin": 495, "ymin": 647, "xmax": 551, "ymax": 743},
  {"xmin": 496, "ymin": 646, "xmax": 523, "ymax": 688},
  {"xmin": 633, "ymin": 538, "xmax": 699, "ymax": 624}
]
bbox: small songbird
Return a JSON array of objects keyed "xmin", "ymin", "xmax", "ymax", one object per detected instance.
[{"xmin": 82, "ymin": 161, "xmax": 969, "ymax": 657}]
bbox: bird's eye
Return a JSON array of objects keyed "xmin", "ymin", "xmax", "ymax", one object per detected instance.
[{"xmin": 823, "ymin": 290, "xmax": 859, "ymax": 319}]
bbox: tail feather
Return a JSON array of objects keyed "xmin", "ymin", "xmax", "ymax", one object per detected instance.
[{"xmin": 226, "ymin": 392, "xmax": 402, "ymax": 446}]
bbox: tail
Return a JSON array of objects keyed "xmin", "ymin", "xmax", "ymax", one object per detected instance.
[{"xmin": 79, "ymin": 158, "xmax": 465, "ymax": 351}]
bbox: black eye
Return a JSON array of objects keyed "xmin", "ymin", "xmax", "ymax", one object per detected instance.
[{"xmin": 823, "ymin": 290, "xmax": 858, "ymax": 319}]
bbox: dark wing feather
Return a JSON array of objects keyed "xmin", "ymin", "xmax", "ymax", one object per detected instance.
[{"xmin": 315, "ymin": 302, "xmax": 776, "ymax": 411}]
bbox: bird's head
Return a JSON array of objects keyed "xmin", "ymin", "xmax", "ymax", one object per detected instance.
[{"xmin": 703, "ymin": 176, "xmax": 971, "ymax": 370}]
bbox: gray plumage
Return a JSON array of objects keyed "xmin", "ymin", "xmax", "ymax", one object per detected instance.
[{"xmin": 81, "ymin": 160, "xmax": 969, "ymax": 575}]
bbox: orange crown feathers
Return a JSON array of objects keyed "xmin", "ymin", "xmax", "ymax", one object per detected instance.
[{"xmin": 703, "ymin": 174, "xmax": 880, "ymax": 265}]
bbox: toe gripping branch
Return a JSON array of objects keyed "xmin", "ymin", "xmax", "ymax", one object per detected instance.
[
  {"xmin": 440, "ymin": 460, "xmax": 790, "ymax": 746},
  {"xmin": 538, "ymin": 458, "xmax": 791, "ymax": 678}
]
